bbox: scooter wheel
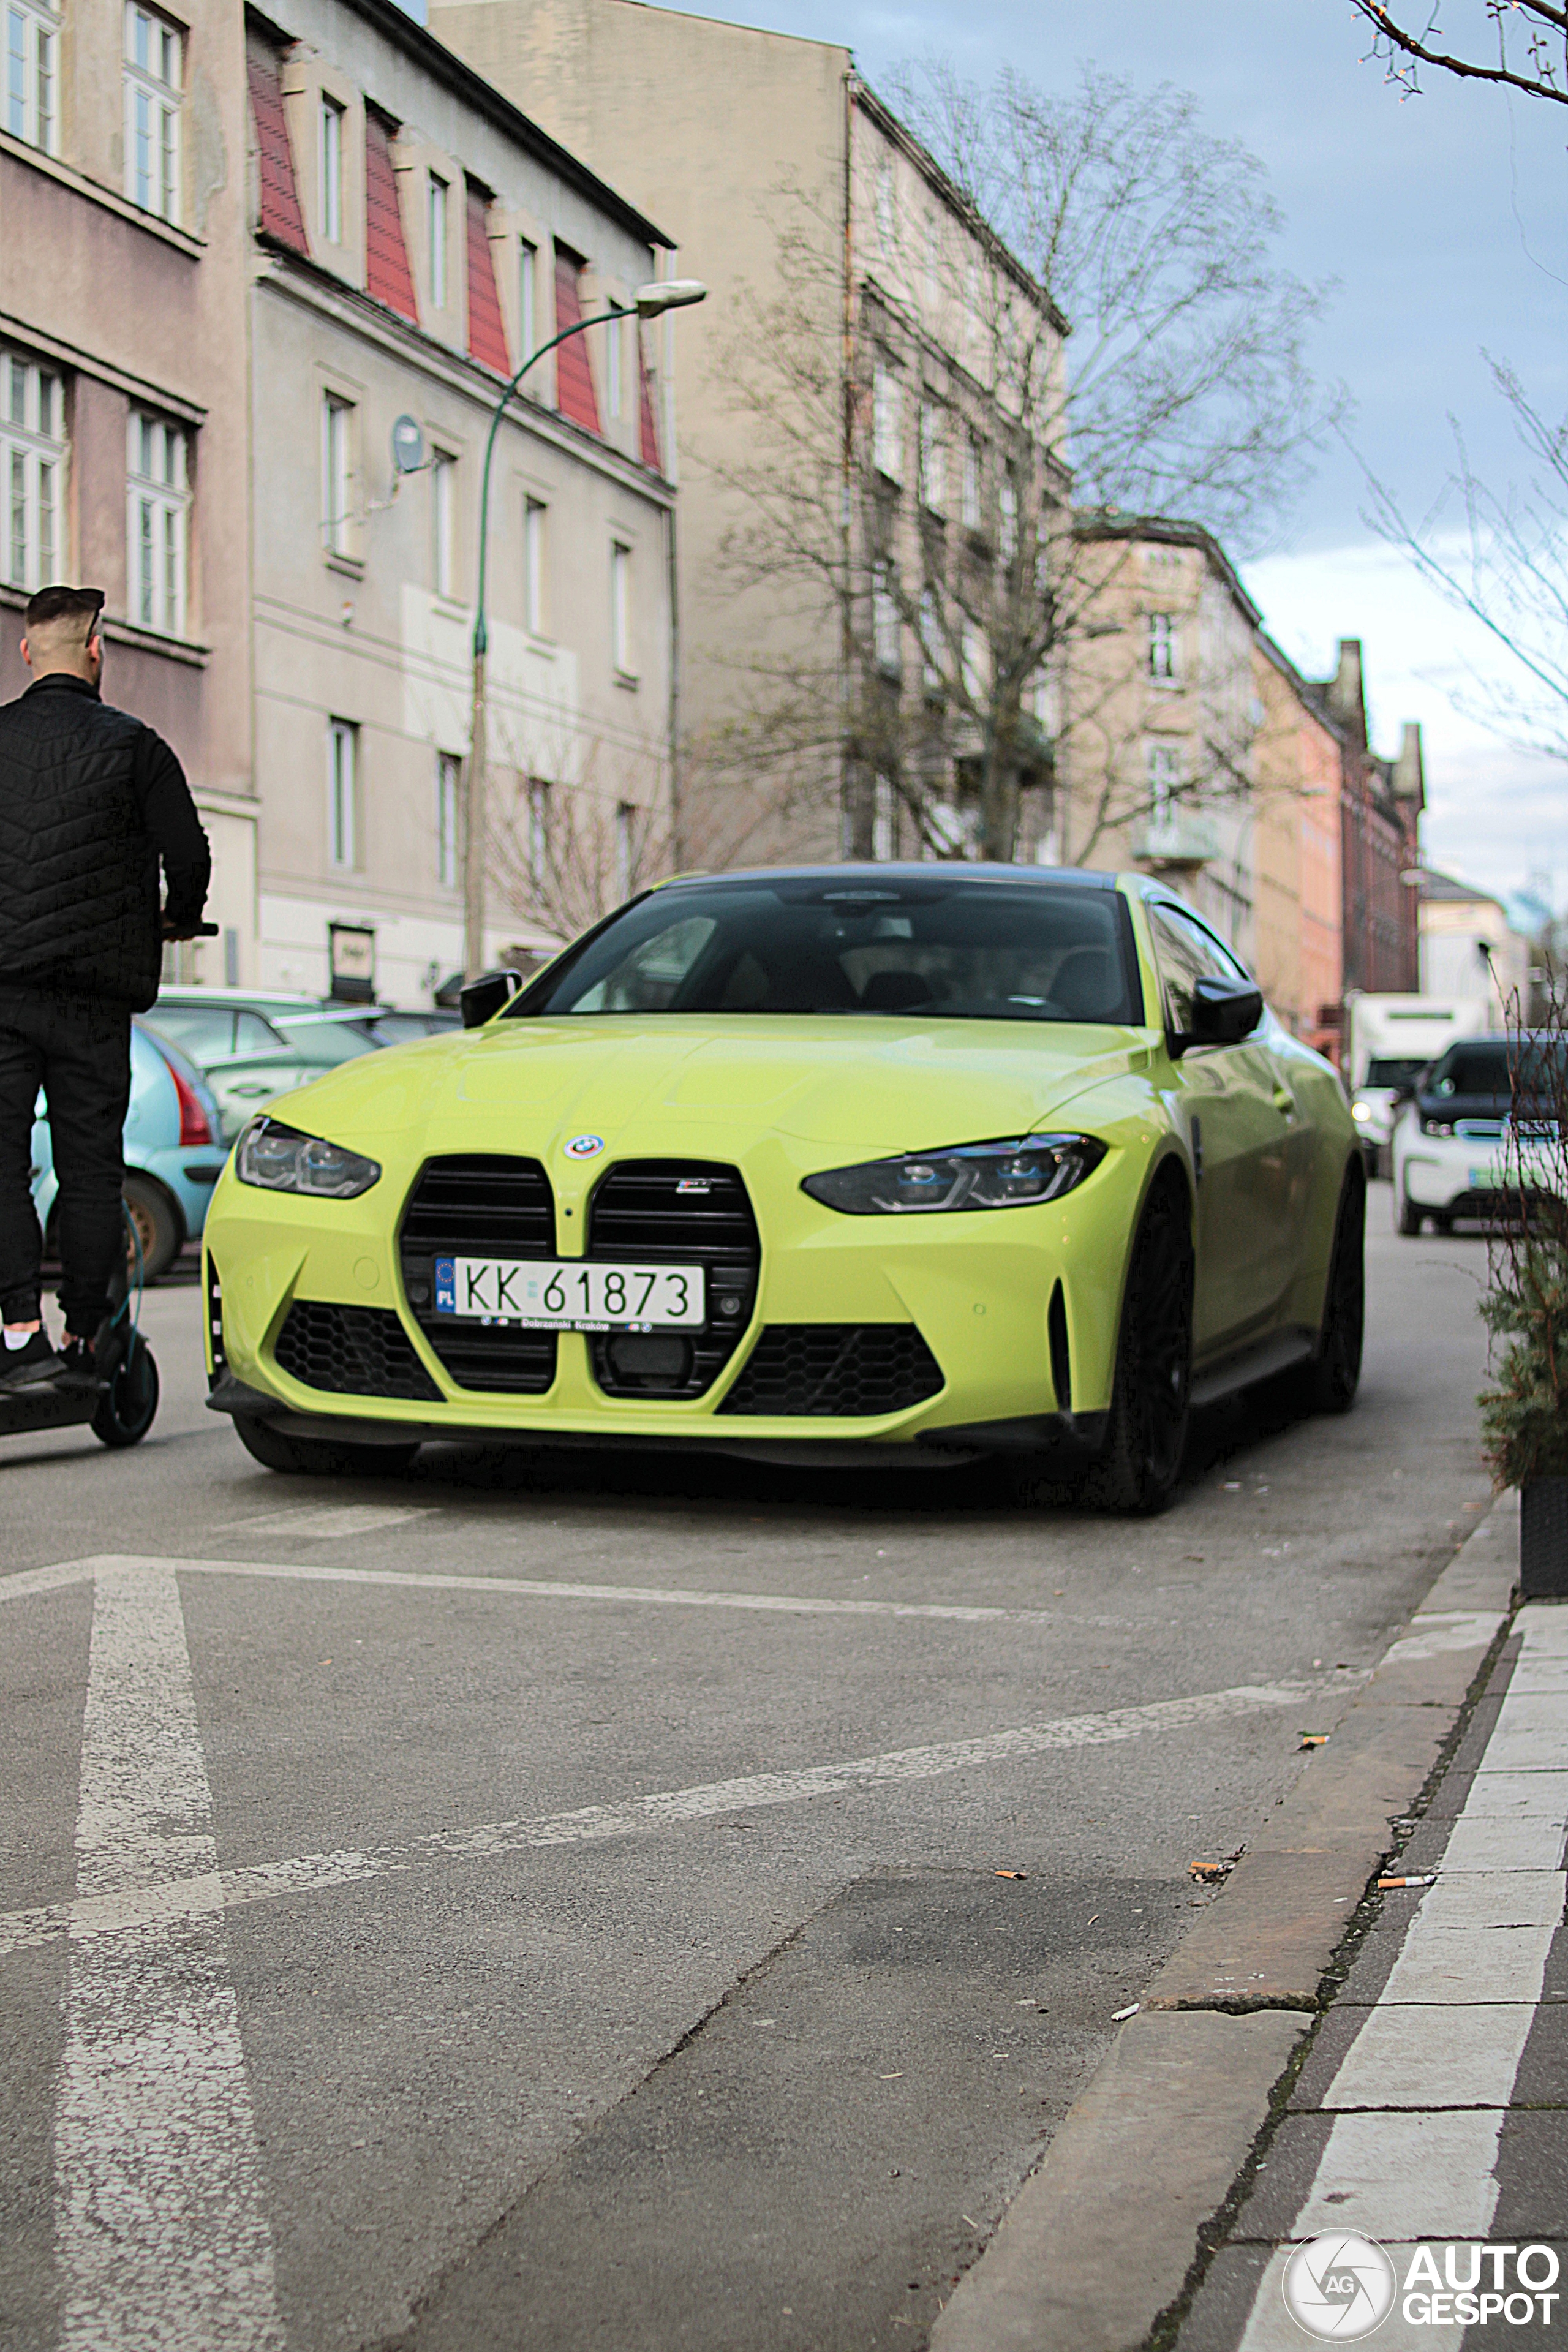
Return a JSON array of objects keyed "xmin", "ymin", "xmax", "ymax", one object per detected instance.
[{"xmin": 91, "ymin": 1333, "xmax": 160, "ymax": 1448}]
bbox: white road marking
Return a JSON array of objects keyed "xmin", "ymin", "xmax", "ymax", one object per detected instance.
[
  {"xmin": 54, "ymin": 1563, "xmax": 285, "ymax": 2351},
  {"xmin": 1324, "ymin": 2002, "xmax": 1542, "ymax": 2109},
  {"xmin": 1439, "ymin": 1814, "xmax": 1567, "ymax": 1872},
  {"xmin": 0, "ymin": 1559, "xmax": 100, "ymax": 1604},
  {"xmin": 1381, "ymin": 1611, "xmax": 1501, "ymax": 1664},
  {"xmin": 0, "ymin": 1674, "xmax": 1316, "ymax": 1959},
  {"xmin": 218, "ymin": 1504, "xmax": 438, "ymax": 1540}
]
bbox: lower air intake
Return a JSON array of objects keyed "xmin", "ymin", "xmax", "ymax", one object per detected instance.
[
  {"xmin": 273, "ymin": 1300, "xmax": 442, "ymax": 1402},
  {"xmin": 719, "ymin": 1324, "xmax": 943, "ymax": 1417}
]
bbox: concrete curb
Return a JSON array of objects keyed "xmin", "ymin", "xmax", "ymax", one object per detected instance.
[{"xmin": 930, "ymin": 1491, "xmax": 1520, "ymax": 2352}]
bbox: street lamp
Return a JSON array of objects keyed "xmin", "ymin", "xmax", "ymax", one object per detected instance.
[{"xmin": 464, "ymin": 278, "xmax": 707, "ymax": 981}]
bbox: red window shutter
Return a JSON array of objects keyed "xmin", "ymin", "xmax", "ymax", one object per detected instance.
[
  {"xmin": 553, "ymin": 247, "xmax": 601, "ymax": 435},
  {"xmin": 364, "ymin": 112, "xmax": 418, "ymax": 323},
  {"xmin": 466, "ymin": 186, "xmax": 511, "ymax": 375},
  {"xmin": 247, "ymin": 49, "xmax": 308, "ymax": 254},
  {"xmin": 638, "ymin": 334, "xmax": 662, "ymax": 473}
]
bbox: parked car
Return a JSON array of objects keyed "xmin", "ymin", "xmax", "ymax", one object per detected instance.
[
  {"xmin": 1390, "ymin": 1035, "xmax": 1566, "ymax": 1234},
  {"xmin": 145, "ymin": 993, "xmax": 459, "ymax": 1143},
  {"xmin": 31, "ymin": 1022, "xmax": 229, "ymax": 1279},
  {"xmin": 203, "ymin": 866, "xmax": 1365, "ymax": 1514}
]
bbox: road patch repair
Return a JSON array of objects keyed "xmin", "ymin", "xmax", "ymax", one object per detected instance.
[{"xmin": 931, "ymin": 1494, "xmax": 1526, "ymax": 2352}]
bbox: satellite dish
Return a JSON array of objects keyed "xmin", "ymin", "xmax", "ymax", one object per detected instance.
[{"xmin": 391, "ymin": 415, "xmax": 426, "ymax": 474}]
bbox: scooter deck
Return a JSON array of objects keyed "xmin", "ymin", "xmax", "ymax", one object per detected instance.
[{"xmin": 0, "ymin": 1382, "xmax": 99, "ymax": 1438}]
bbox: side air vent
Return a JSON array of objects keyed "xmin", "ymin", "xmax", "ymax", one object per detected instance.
[
  {"xmin": 586, "ymin": 1161, "xmax": 761, "ymax": 1397},
  {"xmin": 273, "ymin": 1300, "xmax": 442, "ymax": 1402},
  {"xmin": 398, "ymin": 1154, "xmax": 557, "ymax": 1394},
  {"xmin": 719, "ymin": 1324, "xmax": 943, "ymax": 1417}
]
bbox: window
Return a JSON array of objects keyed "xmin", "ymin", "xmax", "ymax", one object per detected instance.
[
  {"xmin": 1147, "ymin": 739, "xmax": 1182, "ymax": 821},
  {"xmin": 126, "ymin": 411, "xmax": 189, "ymax": 636},
  {"xmin": 872, "ymin": 363, "xmax": 902, "ymax": 482},
  {"xmin": 328, "ymin": 720, "xmax": 358, "ymax": 869},
  {"xmin": 998, "ymin": 470, "xmax": 1019, "ymax": 565},
  {"xmin": 605, "ymin": 312, "xmax": 622, "ymax": 420},
  {"xmin": 1149, "ymin": 902, "xmax": 1250, "ymax": 1039},
  {"xmin": 872, "ymin": 562, "xmax": 900, "ymax": 676},
  {"xmin": 6, "ymin": 0, "xmax": 57, "ymax": 153},
  {"xmin": 319, "ymin": 96, "xmax": 344, "ymax": 245},
  {"xmin": 961, "ymin": 621, "xmax": 986, "ymax": 704},
  {"xmin": 519, "ymin": 239, "xmax": 537, "ymax": 360},
  {"xmin": 918, "ymin": 402, "xmax": 944, "ymax": 515},
  {"xmin": 431, "ymin": 452, "xmax": 454, "ymax": 598},
  {"xmin": 919, "ymin": 586, "xmax": 942, "ymax": 697},
  {"xmin": 611, "ymin": 539, "xmax": 632, "ymax": 675},
  {"xmin": 321, "ymin": 393, "xmax": 352, "ymax": 558},
  {"xmin": 523, "ymin": 496, "xmax": 546, "ymax": 633},
  {"xmin": 962, "ymin": 435, "xmax": 982, "ymax": 532},
  {"xmin": 527, "ymin": 775, "xmax": 551, "ymax": 886},
  {"xmin": 872, "ymin": 775, "xmax": 897, "ymax": 862},
  {"xmin": 123, "ymin": 4, "xmax": 181, "ymax": 222},
  {"xmin": 428, "ymin": 173, "xmax": 448, "ymax": 309},
  {"xmin": 2, "ymin": 348, "xmax": 62, "ymax": 591},
  {"xmin": 436, "ymin": 752, "xmax": 460, "ymax": 887},
  {"xmin": 1147, "ymin": 611, "xmax": 1178, "ymax": 684},
  {"xmin": 614, "ymin": 801, "xmax": 634, "ymax": 901}
]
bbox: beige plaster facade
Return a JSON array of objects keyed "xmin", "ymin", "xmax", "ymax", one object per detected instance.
[{"xmin": 0, "ymin": 0, "xmax": 257, "ymax": 978}]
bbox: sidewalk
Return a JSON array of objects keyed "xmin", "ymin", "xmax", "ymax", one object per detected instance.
[{"xmin": 1177, "ymin": 1594, "xmax": 1568, "ymax": 2351}]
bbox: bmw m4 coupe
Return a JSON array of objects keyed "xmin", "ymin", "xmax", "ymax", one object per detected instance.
[{"xmin": 203, "ymin": 866, "xmax": 1364, "ymax": 1512}]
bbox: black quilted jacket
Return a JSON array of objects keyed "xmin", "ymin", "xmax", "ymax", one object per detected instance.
[{"xmin": 0, "ymin": 673, "xmax": 211, "ymax": 1010}]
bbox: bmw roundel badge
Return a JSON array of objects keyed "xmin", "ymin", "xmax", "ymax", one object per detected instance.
[{"xmin": 564, "ymin": 1134, "xmax": 606, "ymax": 1160}]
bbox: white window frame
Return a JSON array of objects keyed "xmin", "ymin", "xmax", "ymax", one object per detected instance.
[
  {"xmin": 126, "ymin": 410, "xmax": 189, "ymax": 638},
  {"xmin": 962, "ymin": 435, "xmax": 982, "ymax": 532},
  {"xmin": 919, "ymin": 586, "xmax": 942, "ymax": 696},
  {"xmin": 428, "ymin": 173, "xmax": 448, "ymax": 311},
  {"xmin": 431, "ymin": 451, "xmax": 455, "ymax": 600},
  {"xmin": 123, "ymin": 2, "xmax": 181, "ymax": 224},
  {"xmin": 523, "ymin": 496, "xmax": 546, "ymax": 635},
  {"xmin": 872, "ymin": 363, "xmax": 902, "ymax": 483},
  {"xmin": 328, "ymin": 720, "xmax": 358, "ymax": 870},
  {"xmin": 436, "ymin": 751, "xmax": 460, "ymax": 888},
  {"xmin": 872, "ymin": 562, "xmax": 900, "ymax": 677},
  {"xmin": 918, "ymin": 401, "xmax": 945, "ymax": 516},
  {"xmin": 1147, "ymin": 610, "xmax": 1179, "ymax": 685},
  {"xmin": 611, "ymin": 540, "xmax": 633, "ymax": 677},
  {"xmin": 6, "ymin": 0, "xmax": 58, "ymax": 154},
  {"xmin": 998, "ymin": 470, "xmax": 1019, "ymax": 565},
  {"xmin": 2, "ymin": 347, "xmax": 64, "ymax": 593},
  {"xmin": 605, "ymin": 312, "xmax": 622, "ymax": 421},
  {"xmin": 1147, "ymin": 739, "xmax": 1183, "ymax": 821},
  {"xmin": 319, "ymin": 94, "xmax": 344, "ymax": 246},
  {"xmin": 321, "ymin": 393, "xmax": 353, "ymax": 559},
  {"xmin": 519, "ymin": 239, "xmax": 537, "ymax": 361},
  {"xmin": 873, "ymin": 774, "xmax": 897, "ymax": 863}
]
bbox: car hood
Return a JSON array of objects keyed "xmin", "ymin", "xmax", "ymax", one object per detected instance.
[{"xmin": 262, "ymin": 1014, "xmax": 1153, "ymax": 1159}]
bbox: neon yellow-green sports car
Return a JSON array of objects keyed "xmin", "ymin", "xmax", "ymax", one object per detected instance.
[{"xmin": 202, "ymin": 866, "xmax": 1363, "ymax": 1512}]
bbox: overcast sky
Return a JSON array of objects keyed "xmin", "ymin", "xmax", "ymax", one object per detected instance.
[{"xmin": 655, "ymin": 0, "xmax": 1568, "ymax": 908}]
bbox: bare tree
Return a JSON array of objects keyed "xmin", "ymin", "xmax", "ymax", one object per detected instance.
[
  {"xmin": 1360, "ymin": 357, "xmax": 1568, "ymax": 761},
  {"xmin": 1348, "ymin": 1, "xmax": 1568, "ymax": 106},
  {"xmin": 706, "ymin": 63, "xmax": 1340, "ymax": 865}
]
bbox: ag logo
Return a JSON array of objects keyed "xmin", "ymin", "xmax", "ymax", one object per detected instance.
[
  {"xmin": 563, "ymin": 1134, "xmax": 606, "ymax": 1161},
  {"xmin": 1282, "ymin": 2234, "xmax": 1396, "ymax": 2340}
]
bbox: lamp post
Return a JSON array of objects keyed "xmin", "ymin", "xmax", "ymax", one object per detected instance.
[{"xmin": 464, "ymin": 277, "xmax": 707, "ymax": 982}]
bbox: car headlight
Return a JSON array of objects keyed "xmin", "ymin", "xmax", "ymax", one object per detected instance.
[
  {"xmin": 1352, "ymin": 1101, "xmax": 1371, "ymax": 1122},
  {"xmin": 802, "ymin": 1134, "xmax": 1107, "ymax": 1215},
  {"xmin": 1422, "ymin": 1117, "xmax": 1455, "ymax": 1139},
  {"xmin": 236, "ymin": 1117, "xmax": 381, "ymax": 1197}
]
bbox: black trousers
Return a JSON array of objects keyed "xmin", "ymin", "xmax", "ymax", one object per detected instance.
[{"xmin": 0, "ymin": 989, "xmax": 130, "ymax": 1333}]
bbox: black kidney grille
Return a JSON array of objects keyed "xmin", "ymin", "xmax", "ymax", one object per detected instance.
[
  {"xmin": 586, "ymin": 1161, "xmax": 760, "ymax": 1398},
  {"xmin": 398, "ymin": 1153, "xmax": 557, "ymax": 1395},
  {"xmin": 719, "ymin": 1325, "xmax": 944, "ymax": 1416},
  {"xmin": 273, "ymin": 1300, "xmax": 442, "ymax": 1402}
]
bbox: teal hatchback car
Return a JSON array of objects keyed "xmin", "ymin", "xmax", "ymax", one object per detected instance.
[{"xmin": 31, "ymin": 1022, "xmax": 230, "ymax": 1278}]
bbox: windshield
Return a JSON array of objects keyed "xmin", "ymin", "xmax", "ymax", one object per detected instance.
[
  {"xmin": 1423, "ymin": 1041, "xmax": 1568, "ymax": 1101},
  {"xmin": 513, "ymin": 878, "xmax": 1143, "ymax": 1026},
  {"xmin": 1364, "ymin": 1058, "xmax": 1427, "ymax": 1088}
]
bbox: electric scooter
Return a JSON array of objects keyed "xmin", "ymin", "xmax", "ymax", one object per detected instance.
[{"xmin": 0, "ymin": 1220, "xmax": 160, "ymax": 1448}]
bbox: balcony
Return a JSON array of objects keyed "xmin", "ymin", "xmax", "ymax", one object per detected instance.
[{"xmin": 1134, "ymin": 811, "xmax": 1221, "ymax": 869}]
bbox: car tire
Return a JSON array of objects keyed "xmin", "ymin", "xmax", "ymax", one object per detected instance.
[
  {"xmin": 232, "ymin": 1414, "xmax": 420, "ymax": 1477},
  {"xmin": 1296, "ymin": 1163, "xmax": 1366, "ymax": 1417},
  {"xmin": 1396, "ymin": 1188, "xmax": 1423, "ymax": 1237},
  {"xmin": 1434, "ymin": 1213, "xmax": 1455, "ymax": 1235},
  {"xmin": 90, "ymin": 1331, "xmax": 160, "ymax": 1447},
  {"xmin": 123, "ymin": 1174, "xmax": 183, "ymax": 1281},
  {"xmin": 1079, "ymin": 1175, "xmax": 1193, "ymax": 1517}
]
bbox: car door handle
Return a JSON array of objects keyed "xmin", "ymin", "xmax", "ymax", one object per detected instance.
[{"xmin": 230, "ymin": 1082, "xmax": 277, "ymax": 1098}]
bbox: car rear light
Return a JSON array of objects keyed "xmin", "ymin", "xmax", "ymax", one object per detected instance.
[{"xmin": 169, "ymin": 1060, "xmax": 213, "ymax": 1146}]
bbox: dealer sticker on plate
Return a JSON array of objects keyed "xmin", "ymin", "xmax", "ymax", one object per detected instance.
[{"xmin": 433, "ymin": 1256, "xmax": 704, "ymax": 1330}]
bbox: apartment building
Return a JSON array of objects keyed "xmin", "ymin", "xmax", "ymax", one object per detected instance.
[
  {"xmin": 0, "ymin": 0, "xmax": 256, "ymax": 972},
  {"xmin": 425, "ymin": 0, "xmax": 1065, "ymax": 865},
  {"xmin": 1252, "ymin": 632, "xmax": 1344, "ymax": 1054},
  {"xmin": 243, "ymin": 0, "xmax": 676, "ymax": 1002},
  {"xmin": 1315, "ymin": 639, "xmax": 1423, "ymax": 1001}
]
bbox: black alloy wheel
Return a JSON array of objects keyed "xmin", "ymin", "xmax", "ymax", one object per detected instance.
[
  {"xmin": 1298, "ymin": 1164, "xmax": 1366, "ymax": 1416},
  {"xmin": 1081, "ymin": 1178, "xmax": 1193, "ymax": 1516},
  {"xmin": 232, "ymin": 1416, "xmax": 420, "ymax": 1477}
]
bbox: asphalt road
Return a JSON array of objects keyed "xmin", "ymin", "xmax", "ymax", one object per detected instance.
[{"xmin": 0, "ymin": 1189, "xmax": 1497, "ymax": 2352}]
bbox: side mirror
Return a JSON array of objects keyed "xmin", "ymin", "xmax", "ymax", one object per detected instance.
[
  {"xmin": 459, "ymin": 968, "xmax": 523, "ymax": 1028},
  {"xmin": 1172, "ymin": 975, "xmax": 1263, "ymax": 1057}
]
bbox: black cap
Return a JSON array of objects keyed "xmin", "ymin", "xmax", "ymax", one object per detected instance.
[{"xmin": 24, "ymin": 584, "xmax": 105, "ymax": 631}]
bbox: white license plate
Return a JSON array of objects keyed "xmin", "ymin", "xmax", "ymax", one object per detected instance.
[{"xmin": 433, "ymin": 1256, "xmax": 706, "ymax": 1331}]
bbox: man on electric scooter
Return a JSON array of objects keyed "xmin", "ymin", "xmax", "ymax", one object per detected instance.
[{"xmin": 0, "ymin": 585, "xmax": 210, "ymax": 1391}]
